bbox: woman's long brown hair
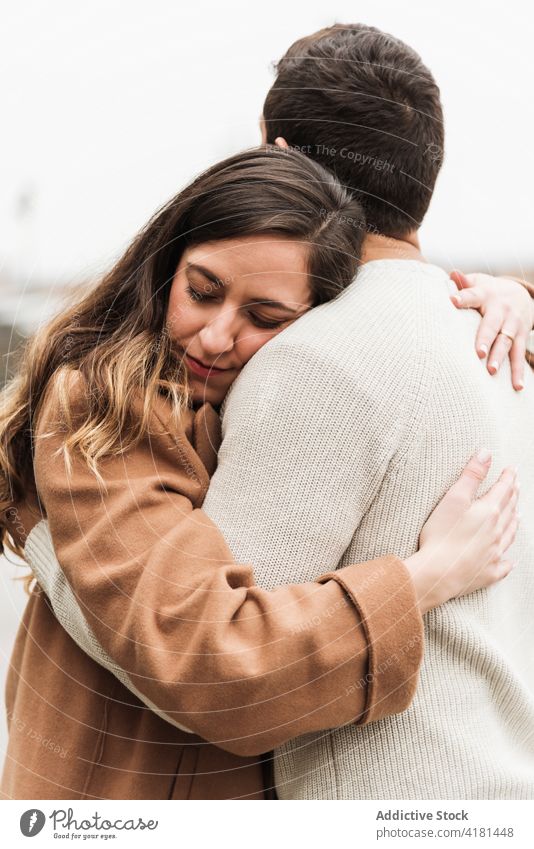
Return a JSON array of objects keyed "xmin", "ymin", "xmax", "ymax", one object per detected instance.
[{"xmin": 0, "ymin": 145, "xmax": 365, "ymax": 563}]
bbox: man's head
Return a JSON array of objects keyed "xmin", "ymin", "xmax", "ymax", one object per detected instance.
[{"xmin": 262, "ymin": 24, "xmax": 444, "ymax": 238}]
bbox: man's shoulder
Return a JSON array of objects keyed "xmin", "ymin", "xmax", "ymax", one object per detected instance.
[
  {"xmin": 222, "ymin": 261, "xmax": 448, "ymax": 422},
  {"xmin": 246, "ymin": 260, "xmax": 450, "ymax": 371}
]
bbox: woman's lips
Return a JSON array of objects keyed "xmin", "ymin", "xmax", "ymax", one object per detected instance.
[{"xmin": 185, "ymin": 354, "xmax": 231, "ymax": 380}]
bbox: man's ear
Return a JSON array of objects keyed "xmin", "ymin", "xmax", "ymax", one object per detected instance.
[{"xmin": 259, "ymin": 116, "xmax": 289, "ymax": 149}]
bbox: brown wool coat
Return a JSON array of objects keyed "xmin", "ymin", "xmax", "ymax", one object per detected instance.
[{"xmin": 1, "ymin": 373, "xmax": 423, "ymax": 800}]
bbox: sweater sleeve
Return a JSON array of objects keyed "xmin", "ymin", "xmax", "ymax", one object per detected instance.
[{"xmin": 30, "ymin": 374, "xmax": 423, "ymax": 757}]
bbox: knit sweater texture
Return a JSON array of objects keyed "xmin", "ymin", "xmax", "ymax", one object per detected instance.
[{"xmin": 203, "ymin": 259, "xmax": 534, "ymax": 799}]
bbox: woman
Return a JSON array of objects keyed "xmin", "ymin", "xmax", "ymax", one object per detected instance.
[{"xmin": 0, "ymin": 148, "xmax": 521, "ymax": 800}]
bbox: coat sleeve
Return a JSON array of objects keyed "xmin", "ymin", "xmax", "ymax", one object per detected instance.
[{"xmin": 30, "ymin": 375, "xmax": 423, "ymax": 757}]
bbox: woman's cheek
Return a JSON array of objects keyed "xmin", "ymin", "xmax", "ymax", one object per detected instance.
[
  {"xmin": 245, "ymin": 327, "xmax": 286, "ymax": 359},
  {"xmin": 168, "ymin": 299, "xmax": 202, "ymax": 341},
  {"xmin": 237, "ymin": 334, "xmax": 271, "ymax": 364}
]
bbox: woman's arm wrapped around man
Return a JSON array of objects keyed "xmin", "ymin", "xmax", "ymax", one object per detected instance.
[{"xmin": 28, "ymin": 372, "xmax": 423, "ymax": 757}]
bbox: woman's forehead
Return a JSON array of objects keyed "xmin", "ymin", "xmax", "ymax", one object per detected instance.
[{"xmin": 187, "ymin": 234, "xmax": 306, "ymax": 265}]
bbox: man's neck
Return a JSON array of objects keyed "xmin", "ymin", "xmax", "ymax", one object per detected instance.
[{"xmin": 360, "ymin": 231, "xmax": 425, "ymax": 265}]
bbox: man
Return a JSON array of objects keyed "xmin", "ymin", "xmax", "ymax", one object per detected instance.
[
  {"xmin": 202, "ymin": 24, "xmax": 534, "ymax": 798},
  {"xmin": 20, "ymin": 24, "xmax": 534, "ymax": 798}
]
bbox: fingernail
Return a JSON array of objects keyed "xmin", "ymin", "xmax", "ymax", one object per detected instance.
[
  {"xmin": 476, "ymin": 448, "xmax": 491, "ymax": 463},
  {"xmin": 516, "ymin": 381, "xmax": 524, "ymax": 391},
  {"xmin": 490, "ymin": 360, "xmax": 499, "ymax": 372},
  {"xmin": 479, "ymin": 343, "xmax": 488, "ymax": 357},
  {"xmin": 454, "ymin": 293, "xmax": 462, "ymax": 304}
]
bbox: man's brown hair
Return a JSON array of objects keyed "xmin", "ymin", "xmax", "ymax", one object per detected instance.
[{"xmin": 263, "ymin": 23, "xmax": 445, "ymax": 237}]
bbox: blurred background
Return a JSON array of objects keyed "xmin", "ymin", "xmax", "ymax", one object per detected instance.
[{"xmin": 1, "ymin": 0, "xmax": 533, "ymax": 757}]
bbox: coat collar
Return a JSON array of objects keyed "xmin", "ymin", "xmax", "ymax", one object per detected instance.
[{"xmin": 191, "ymin": 403, "xmax": 221, "ymax": 477}]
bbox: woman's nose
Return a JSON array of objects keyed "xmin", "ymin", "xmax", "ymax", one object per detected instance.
[{"xmin": 198, "ymin": 310, "xmax": 238, "ymax": 356}]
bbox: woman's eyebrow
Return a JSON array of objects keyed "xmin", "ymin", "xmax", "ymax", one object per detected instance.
[
  {"xmin": 188, "ymin": 263, "xmax": 300, "ymax": 313},
  {"xmin": 247, "ymin": 298, "xmax": 299, "ymax": 314}
]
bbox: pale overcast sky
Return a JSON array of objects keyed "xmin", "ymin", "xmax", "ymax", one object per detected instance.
[{"xmin": 1, "ymin": 0, "xmax": 533, "ymax": 287}]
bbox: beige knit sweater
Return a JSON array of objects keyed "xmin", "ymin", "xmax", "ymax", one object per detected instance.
[
  {"xmin": 203, "ymin": 259, "xmax": 534, "ymax": 799},
  {"xmin": 25, "ymin": 260, "xmax": 534, "ymax": 799}
]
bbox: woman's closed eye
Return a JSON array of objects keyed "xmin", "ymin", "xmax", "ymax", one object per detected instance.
[
  {"xmin": 186, "ymin": 284, "xmax": 216, "ymax": 304},
  {"xmin": 186, "ymin": 285, "xmax": 290, "ymax": 330},
  {"xmin": 247, "ymin": 312, "xmax": 289, "ymax": 329}
]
